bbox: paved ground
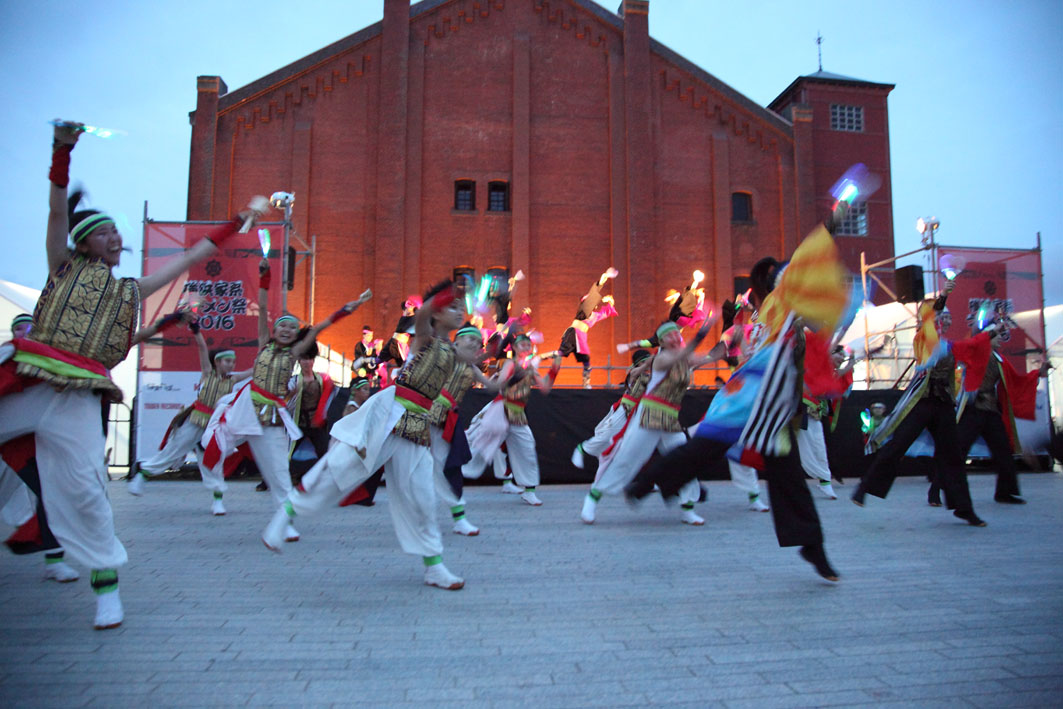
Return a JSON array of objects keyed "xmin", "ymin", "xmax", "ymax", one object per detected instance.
[{"xmin": 1, "ymin": 471, "xmax": 1061, "ymax": 708}]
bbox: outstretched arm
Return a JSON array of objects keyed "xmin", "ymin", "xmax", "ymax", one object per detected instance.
[
  {"xmin": 46, "ymin": 122, "xmax": 81, "ymax": 276},
  {"xmin": 257, "ymin": 259, "xmax": 271, "ymax": 349},
  {"xmin": 193, "ymin": 328, "xmax": 211, "ymax": 378},
  {"xmin": 291, "ymin": 289, "xmax": 373, "ymax": 361}
]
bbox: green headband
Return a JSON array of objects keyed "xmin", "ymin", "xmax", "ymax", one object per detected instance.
[
  {"xmin": 213, "ymin": 350, "xmax": 236, "ymax": 361},
  {"xmin": 11, "ymin": 314, "xmax": 33, "ymax": 328},
  {"xmin": 456, "ymin": 326, "xmax": 483, "ymax": 342},
  {"xmin": 351, "ymin": 379, "xmax": 369, "ymax": 390},
  {"xmin": 274, "ymin": 315, "xmax": 298, "ymax": 327},
  {"xmin": 656, "ymin": 322, "xmax": 680, "ymax": 340},
  {"xmin": 70, "ymin": 213, "xmax": 115, "ymax": 244}
]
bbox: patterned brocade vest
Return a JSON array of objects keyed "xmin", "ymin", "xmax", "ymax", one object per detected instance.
[
  {"xmin": 428, "ymin": 361, "xmax": 475, "ymax": 428},
  {"xmin": 189, "ymin": 371, "xmax": 235, "ymax": 428},
  {"xmin": 17, "ymin": 255, "xmax": 139, "ymax": 400},
  {"xmin": 620, "ymin": 368, "xmax": 651, "ymax": 413},
  {"xmin": 392, "ymin": 337, "xmax": 456, "ymax": 446},
  {"xmin": 253, "ymin": 342, "xmax": 295, "ymax": 426},
  {"xmin": 502, "ymin": 366, "xmax": 534, "ymax": 426},
  {"xmin": 640, "ymin": 360, "xmax": 690, "ymax": 432}
]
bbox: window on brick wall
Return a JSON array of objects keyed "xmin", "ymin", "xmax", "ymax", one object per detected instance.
[
  {"xmin": 731, "ymin": 192, "xmax": 753, "ymax": 222},
  {"xmin": 454, "ymin": 180, "xmax": 476, "ymax": 211},
  {"xmin": 830, "ymin": 104, "xmax": 864, "ymax": 132},
  {"xmin": 487, "ymin": 181, "xmax": 510, "ymax": 212},
  {"xmin": 837, "ymin": 202, "xmax": 869, "ymax": 236}
]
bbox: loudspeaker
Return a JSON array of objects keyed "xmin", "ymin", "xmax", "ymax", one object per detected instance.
[{"xmin": 894, "ymin": 265, "xmax": 924, "ymax": 303}]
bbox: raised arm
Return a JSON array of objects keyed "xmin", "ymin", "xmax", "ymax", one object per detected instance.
[
  {"xmin": 533, "ymin": 357, "xmax": 562, "ymax": 394},
  {"xmin": 290, "ymin": 289, "xmax": 373, "ymax": 361},
  {"xmin": 193, "ymin": 327, "xmax": 211, "ymax": 379},
  {"xmin": 257, "ymin": 259, "xmax": 271, "ymax": 349},
  {"xmin": 47, "ymin": 122, "xmax": 81, "ymax": 276}
]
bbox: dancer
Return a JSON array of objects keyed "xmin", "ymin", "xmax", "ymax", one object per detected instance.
[
  {"xmin": 203, "ymin": 259, "xmax": 370, "ymax": 542},
  {"xmin": 129, "ymin": 318, "xmax": 252, "ymax": 515},
  {"xmin": 343, "ymin": 376, "xmax": 372, "ymax": 417},
  {"xmin": 289, "ymin": 337, "xmax": 338, "ymax": 464},
  {"xmin": 554, "ymin": 268, "xmax": 618, "ymax": 389},
  {"xmin": 926, "ymin": 322, "xmax": 1048, "ymax": 505},
  {"xmin": 0, "ymin": 120, "xmax": 267, "ymax": 628},
  {"xmin": 10, "ymin": 314, "xmax": 32, "ymax": 339},
  {"xmin": 795, "ymin": 338, "xmax": 854, "ymax": 500},
  {"xmin": 580, "ymin": 314, "xmax": 719, "ymax": 526},
  {"xmin": 462, "ymin": 334, "xmax": 561, "ymax": 506},
  {"xmin": 851, "ymin": 282, "xmax": 986, "ymax": 526},
  {"xmin": 262, "ymin": 281, "xmax": 469, "ymax": 591},
  {"xmin": 351, "ymin": 325, "xmax": 382, "ymax": 386},
  {"xmin": 624, "ymin": 201, "xmax": 860, "ymax": 582},
  {"xmin": 570, "ymin": 348, "xmax": 652, "ymax": 470},
  {"xmin": 428, "ymin": 324, "xmax": 501, "ymax": 535}
]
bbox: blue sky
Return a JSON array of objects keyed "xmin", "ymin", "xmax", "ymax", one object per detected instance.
[{"xmin": 1, "ymin": 0, "xmax": 1060, "ymax": 311}]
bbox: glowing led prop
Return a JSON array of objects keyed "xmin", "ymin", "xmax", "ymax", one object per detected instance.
[
  {"xmin": 939, "ymin": 254, "xmax": 966, "ymax": 281},
  {"xmin": 976, "ymin": 301, "xmax": 993, "ymax": 332},
  {"xmin": 829, "ymin": 163, "xmax": 882, "ymax": 209},
  {"xmin": 860, "ymin": 410, "xmax": 873, "ymax": 431},
  {"xmin": 49, "ymin": 119, "xmax": 126, "ymax": 139},
  {"xmin": 257, "ymin": 229, "xmax": 271, "ymax": 258},
  {"xmin": 692, "ymin": 269, "xmax": 705, "ymax": 285}
]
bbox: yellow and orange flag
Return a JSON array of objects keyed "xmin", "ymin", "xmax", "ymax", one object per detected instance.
[
  {"xmin": 755, "ymin": 224, "xmax": 848, "ymax": 343},
  {"xmin": 912, "ymin": 299, "xmax": 941, "ymax": 366}
]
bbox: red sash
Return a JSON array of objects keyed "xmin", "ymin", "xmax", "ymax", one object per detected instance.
[
  {"xmin": 310, "ymin": 374, "xmax": 334, "ymax": 428},
  {"xmin": 437, "ymin": 388, "xmax": 459, "ymax": 443}
]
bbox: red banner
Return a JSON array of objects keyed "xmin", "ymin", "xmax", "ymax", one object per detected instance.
[
  {"xmin": 139, "ymin": 221, "xmax": 284, "ymax": 372},
  {"xmin": 934, "ymin": 246, "xmax": 1044, "ymax": 371}
]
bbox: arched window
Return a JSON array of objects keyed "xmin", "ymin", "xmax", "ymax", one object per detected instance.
[
  {"xmin": 487, "ymin": 181, "xmax": 510, "ymax": 212},
  {"xmin": 731, "ymin": 192, "xmax": 753, "ymax": 223},
  {"xmin": 454, "ymin": 180, "xmax": 476, "ymax": 211}
]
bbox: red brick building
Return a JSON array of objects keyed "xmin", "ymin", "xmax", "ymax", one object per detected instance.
[{"xmin": 187, "ymin": 0, "xmax": 895, "ymax": 385}]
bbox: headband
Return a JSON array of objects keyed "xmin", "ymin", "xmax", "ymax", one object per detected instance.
[
  {"xmin": 351, "ymin": 379, "xmax": 369, "ymax": 390},
  {"xmin": 456, "ymin": 326, "xmax": 483, "ymax": 342},
  {"xmin": 11, "ymin": 314, "xmax": 33, "ymax": 328},
  {"xmin": 274, "ymin": 315, "xmax": 298, "ymax": 327},
  {"xmin": 655, "ymin": 322, "xmax": 680, "ymax": 340},
  {"xmin": 70, "ymin": 213, "xmax": 115, "ymax": 244},
  {"xmin": 213, "ymin": 350, "xmax": 236, "ymax": 361}
]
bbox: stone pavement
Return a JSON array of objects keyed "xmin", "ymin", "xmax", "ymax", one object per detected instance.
[{"xmin": 1, "ymin": 472, "xmax": 1061, "ymax": 708}]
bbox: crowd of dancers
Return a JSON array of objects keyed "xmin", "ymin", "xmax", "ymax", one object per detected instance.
[{"xmin": 0, "ymin": 122, "xmax": 1052, "ymax": 631}]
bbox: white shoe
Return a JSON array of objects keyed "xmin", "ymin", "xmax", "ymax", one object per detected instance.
[
  {"xmin": 580, "ymin": 495, "xmax": 597, "ymax": 524},
  {"xmin": 452, "ymin": 518, "xmax": 480, "ymax": 536},
  {"xmin": 424, "ymin": 563, "xmax": 464, "ymax": 590},
  {"xmin": 44, "ymin": 561, "xmax": 79, "ymax": 583},
  {"xmin": 748, "ymin": 496, "xmax": 770, "ymax": 512},
  {"xmin": 285, "ymin": 524, "xmax": 300, "ymax": 542},
  {"xmin": 817, "ymin": 482, "xmax": 838, "ymax": 500},
  {"xmin": 93, "ymin": 590, "xmax": 123, "ymax": 630},
  {"xmin": 262, "ymin": 507, "xmax": 290, "ymax": 552},
  {"xmin": 681, "ymin": 509, "xmax": 705, "ymax": 526},
  {"xmin": 127, "ymin": 472, "xmax": 145, "ymax": 496},
  {"xmin": 501, "ymin": 480, "xmax": 525, "ymax": 494},
  {"xmin": 571, "ymin": 445, "xmax": 585, "ymax": 469},
  {"xmin": 521, "ymin": 491, "xmax": 543, "ymax": 506},
  {"xmin": 211, "ymin": 498, "xmax": 226, "ymax": 516}
]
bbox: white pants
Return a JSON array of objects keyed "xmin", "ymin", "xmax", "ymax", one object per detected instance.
[
  {"xmin": 0, "ymin": 386, "xmax": 127, "ymax": 569},
  {"xmin": 581, "ymin": 405, "xmax": 628, "ymax": 459},
  {"xmin": 429, "ymin": 428, "xmax": 464, "ymax": 509},
  {"xmin": 796, "ymin": 418, "xmax": 832, "ymax": 482},
  {"xmin": 727, "ymin": 460, "xmax": 762, "ymax": 497},
  {"xmin": 463, "ymin": 424, "xmax": 540, "ymax": 488},
  {"xmin": 291, "ymin": 435, "xmax": 443, "ymax": 557},
  {"xmin": 593, "ymin": 420, "xmax": 700, "ymax": 504},
  {"xmin": 236, "ymin": 427, "xmax": 293, "ymax": 506},
  {"xmin": 139, "ymin": 420, "xmax": 226, "ymax": 493},
  {"xmin": 0, "ymin": 461, "xmax": 35, "ymax": 527}
]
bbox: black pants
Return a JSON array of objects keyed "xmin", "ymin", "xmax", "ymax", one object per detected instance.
[
  {"xmin": 958, "ymin": 407, "xmax": 1020, "ymax": 498},
  {"xmin": 862, "ymin": 397, "xmax": 973, "ymax": 513},
  {"xmin": 627, "ymin": 432, "xmax": 824, "ymax": 548},
  {"xmin": 13, "ymin": 458, "xmax": 61, "ymax": 553}
]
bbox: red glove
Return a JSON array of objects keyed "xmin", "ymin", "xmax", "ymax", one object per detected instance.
[
  {"xmin": 430, "ymin": 284, "xmax": 456, "ymax": 312},
  {"xmin": 259, "ymin": 264, "xmax": 271, "ymax": 290},
  {"xmin": 204, "ymin": 216, "xmax": 245, "ymax": 248},
  {"xmin": 49, "ymin": 144, "xmax": 73, "ymax": 188}
]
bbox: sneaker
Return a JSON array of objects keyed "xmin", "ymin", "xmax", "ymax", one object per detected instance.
[
  {"xmin": 580, "ymin": 495, "xmax": 597, "ymax": 524},
  {"xmin": 748, "ymin": 496, "xmax": 770, "ymax": 512},
  {"xmin": 424, "ymin": 563, "xmax": 464, "ymax": 590},
  {"xmin": 211, "ymin": 498, "xmax": 226, "ymax": 516},
  {"xmin": 520, "ymin": 491, "xmax": 542, "ymax": 506},
  {"xmin": 127, "ymin": 472, "xmax": 146, "ymax": 496},
  {"xmin": 817, "ymin": 482, "xmax": 838, "ymax": 500},
  {"xmin": 452, "ymin": 518, "xmax": 480, "ymax": 536},
  {"xmin": 285, "ymin": 524, "xmax": 301, "ymax": 542},
  {"xmin": 501, "ymin": 480, "xmax": 525, "ymax": 494},
  {"xmin": 571, "ymin": 445, "xmax": 585, "ymax": 469},
  {"xmin": 44, "ymin": 561, "xmax": 79, "ymax": 583},
  {"xmin": 680, "ymin": 509, "xmax": 705, "ymax": 526},
  {"xmin": 93, "ymin": 590, "xmax": 124, "ymax": 630},
  {"xmin": 954, "ymin": 510, "xmax": 987, "ymax": 527},
  {"xmin": 799, "ymin": 544, "xmax": 839, "ymax": 582},
  {"xmin": 993, "ymin": 494, "xmax": 1026, "ymax": 505},
  {"xmin": 262, "ymin": 506, "xmax": 290, "ymax": 552}
]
